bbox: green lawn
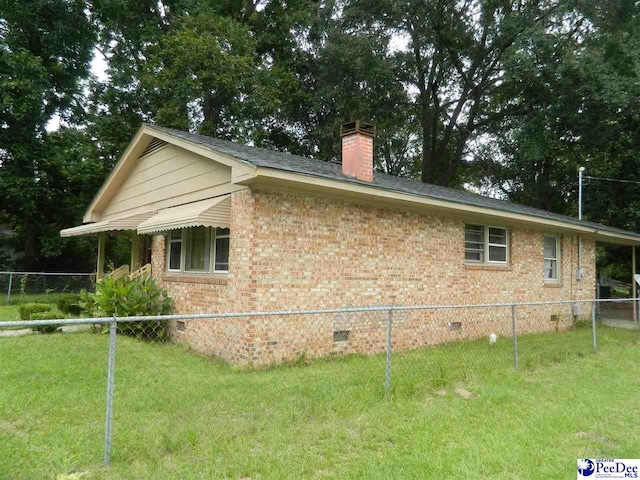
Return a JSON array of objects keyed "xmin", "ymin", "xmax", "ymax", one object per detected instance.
[
  {"xmin": 0, "ymin": 292, "xmax": 68, "ymax": 307},
  {"xmin": 1, "ymin": 326, "xmax": 639, "ymax": 479},
  {"xmin": 0, "ymin": 304, "xmax": 19, "ymax": 321}
]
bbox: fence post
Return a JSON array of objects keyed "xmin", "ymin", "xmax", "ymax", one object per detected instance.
[
  {"xmin": 6, "ymin": 272, "xmax": 13, "ymax": 303},
  {"xmin": 592, "ymin": 300, "xmax": 597, "ymax": 352},
  {"xmin": 511, "ymin": 304, "xmax": 518, "ymax": 370},
  {"xmin": 385, "ymin": 309, "xmax": 393, "ymax": 403},
  {"xmin": 104, "ymin": 317, "xmax": 117, "ymax": 465}
]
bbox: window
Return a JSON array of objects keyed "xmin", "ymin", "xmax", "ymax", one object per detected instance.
[
  {"xmin": 185, "ymin": 227, "xmax": 211, "ymax": 272},
  {"xmin": 168, "ymin": 230, "xmax": 182, "ymax": 271},
  {"xmin": 488, "ymin": 227, "xmax": 508, "ymax": 262},
  {"xmin": 213, "ymin": 228, "xmax": 230, "ymax": 272},
  {"xmin": 167, "ymin": 227, "xmax": 230, "ymax": 274},
  {"xmin": 544, "ymin": 234, "xmax": 560, "ymax": 281},
  {"xmin": 465, "ymin": 224, "xmax": 508, "ymax": 264},
  {"xmin": 464, "ymin": 224, "xmax": 484, "ymax": 262}
]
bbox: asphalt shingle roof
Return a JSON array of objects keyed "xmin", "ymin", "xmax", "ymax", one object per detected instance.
[{"xmin": 148, "ymin": 124, "xmax": 640, "ymax": 240}]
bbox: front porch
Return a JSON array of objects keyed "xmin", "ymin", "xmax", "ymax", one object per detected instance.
[
  {"xmin": 60, "ymin": 195, "xmax": 232, "ymax": 282},
  {"xmin": 94, "ymin": 232, "xmax": 153, "ymax": 281}
]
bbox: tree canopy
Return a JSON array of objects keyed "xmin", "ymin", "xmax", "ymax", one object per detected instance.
[{"xmin": 1, "ymin": 0, "xmax": 640, "ymax": 274}]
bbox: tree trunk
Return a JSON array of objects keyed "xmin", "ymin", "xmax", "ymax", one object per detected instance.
[
  {"xmin": 421, "ymin": 103, "xmax": 434, "ymax": 183},
  {"xmin": 202, "ymin": 93, "xmax": 221, "ymax": 133}
]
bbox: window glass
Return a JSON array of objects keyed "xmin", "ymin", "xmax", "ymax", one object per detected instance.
[
  {"xmin": 489, "ymin": 245, "xmax": 507, "ymax": 262},
  {"xmin": 214, "ymin": 228, "xmax": 230, "ymax": 272},
  {"xmin": 488, "ymin": 227, "xmax": 508, "ymax": 262},
  {"xmin": 544, "ymin": 235, "xmax": 559, "ymax": 280},
  {"xmin": 464, "ymin": 224, "xmax": 484, "ymax": 262},
  {"xmin": 185, "ymin": 227, "xmax": 211, "ymax": 272},
  {"xmin": 169, "ymin": 241, "xmax": 181, "ymax": 270},
  {"xmin": 544, "ymin": 236, "xmax": 557, "ymax": 258},
  {"xmin": 488, "ymin": 227, "xmax": 507, "ymax": 245}
]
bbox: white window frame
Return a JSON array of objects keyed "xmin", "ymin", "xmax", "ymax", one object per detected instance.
[
  {"xmin": 465, "ymin": 224, "xmax": 509, "ymax": 265},
  {"xmin": 167, "ymin": 230, "xmax": 184, "ymax": 272},
  {"xmin": 166, "ymin": 227, "xmax": 230, "ymax": 275},
  {"xmin": 487, "ymin": 226, "xmax": 509, "ymax": 264},
  {"xmin": 543, "ymin": 234, "xmax": 561, "ymax": 282},
  {"xmin": 464, "ymin": 224, "xmax": 485, "ymax": 263},
  {"xmin": 212, "ymin": 228, "xmax": 230, "ymax": 274}
]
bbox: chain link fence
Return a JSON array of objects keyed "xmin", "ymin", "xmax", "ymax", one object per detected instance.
[
  {"xmin": 0, "ymin": 271, "xmax": 96, "ymax": 305},
  {"xmin": 0, "ymin": 298, "xmax": 639, "ymax": 476}
]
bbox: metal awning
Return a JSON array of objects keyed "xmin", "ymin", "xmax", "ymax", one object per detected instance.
[
  {"xmin": 60, "ymin": 211, "xmax": 157, "ymax": 237},
  {"xmin": 136, "ymin": 195, "xmax": 231, "ymax": 234}
]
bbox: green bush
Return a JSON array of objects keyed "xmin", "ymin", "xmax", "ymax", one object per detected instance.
[
  {"xmin": 77, "ymin": 289, "xmax": 97, "ymax": 316},
  {"xmin": 56, "ymin": 293, "xmax": 83, "ymax": 316},
  {"xmin": 82, "ymin": 276, "xmax": 173, "ymax": 341},
  {"xmin": 30, "ymin": 309, "xmax": 64, "ymax": 334},
  {"xmin": 19, "ymin": 303, "xmax": 53, "ymax": 321}
]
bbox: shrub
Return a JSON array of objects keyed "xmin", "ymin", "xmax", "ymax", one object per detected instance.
[
  {"xmin": 30, "ymin": 309, "xmax": 64, "ymax": 334},
  {"xmin": 19, "ymin": 303, "xmax": 53, "ymax": 321},
  {"xmin": 83, "ymin": 276, "xmax": 173, "ymax": 341},
  {"xmin": 56, "ymin": 293, "xmax": 83, "ymax": 316},
  {"xmin": 77, "ymin": 289, "xmax": 97, "ymax": 316}
]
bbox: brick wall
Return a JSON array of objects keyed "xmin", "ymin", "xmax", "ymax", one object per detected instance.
[{"xmin": 152, "ymin": 187, "xmax": 597, "ymax": 365}]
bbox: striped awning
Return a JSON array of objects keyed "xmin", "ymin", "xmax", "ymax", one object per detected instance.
[
  {"xmin": 60, "ymin": 211, "xmax": 157, "ymax": 238},
  {"xmin": 136, "ymin": 195, "xmax": 231, "ymax": 235}
]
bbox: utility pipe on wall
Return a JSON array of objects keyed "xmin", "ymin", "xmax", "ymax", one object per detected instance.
[{"xmin": 577, "ymin": 167, "xmax": 585, "ymax": 281}]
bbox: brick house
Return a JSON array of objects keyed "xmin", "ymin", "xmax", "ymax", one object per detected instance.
[{"xmin": 61, "ymin": 122, "xmax": 640, "ymax": 365}]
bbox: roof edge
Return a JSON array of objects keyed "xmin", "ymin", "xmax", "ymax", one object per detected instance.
[{"xmin": 249, "ymin": 167, "xmax": 640, "ymax": 245}]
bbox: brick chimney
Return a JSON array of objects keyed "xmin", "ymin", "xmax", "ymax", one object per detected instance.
[{"xmin": 340, "ymin": 121, "xmax": 375, "ymax": 182}]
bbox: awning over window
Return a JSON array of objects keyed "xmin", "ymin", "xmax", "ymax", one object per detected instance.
[
  {"xmin": 136, "ymin": 195, "xmax": 231, "ymax": 235},
  {"xmin": 60, "ymin": 211, "xmax": 157, "ymax": 238}
]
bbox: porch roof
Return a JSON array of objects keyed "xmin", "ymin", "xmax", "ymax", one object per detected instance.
[
  {"xmin": 136, "ymin": 195, "xmax": 231, "ymax": 234},
  {"xmin": 60, "ymin": 195, "xmax": 231, "ymax": 237},
  {"xmin": 60, "ymin": 211, "xmax": 157, "ymax": 237}
]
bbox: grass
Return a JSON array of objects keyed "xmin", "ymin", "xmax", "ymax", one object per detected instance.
[
  {"xmin": 0, "ymin": 300, "xmax": 58, "ymax": 328},
  {"xmin": 0, "ymin": 292, "xmax": 69, "ymax": 306},
  {"xmin": 1, "ymin": 325, "xmax": 639, "ymax": 479},
  {"xmin": 0, "ymin": 304, "xmax": 19, "ymax": 321}
]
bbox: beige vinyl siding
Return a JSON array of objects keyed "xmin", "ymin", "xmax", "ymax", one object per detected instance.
[{"xmin": 101, "ymin": 144, "xmax": 246, "ymax": 220}]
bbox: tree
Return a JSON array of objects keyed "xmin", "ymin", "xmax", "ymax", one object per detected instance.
[
  {"xmin": 0, "ymin": 0, "xmax": 95, "ymax": 269},
  {"xmin": 340, "ymin": 0, "xmax": 568, "ymax": 186}
]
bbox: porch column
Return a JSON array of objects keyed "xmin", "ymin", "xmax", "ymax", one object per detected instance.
[
  {"xmin": 633, "ymin": 245, "xmax": 637, "ymax": 322},
  {"xmin": 97, "ymin": 233, "xmax": 106, "ymax": 281},
  {"xmin": 130, "ymin": 233, "xmax": 142, "ymax": 271}
]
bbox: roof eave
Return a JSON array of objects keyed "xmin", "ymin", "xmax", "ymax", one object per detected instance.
[{"xmin": 243, "ymin": 167, "xmax": 640, "ymax": 245}]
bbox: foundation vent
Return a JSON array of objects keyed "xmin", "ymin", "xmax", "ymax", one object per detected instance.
[
  {"xmin": 448, "ymin": 321, "xmax": 462, "ymax": 331},
  {"xmin": 333, "ymin": 330, "xmax": 350, "ymax": 342}
]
